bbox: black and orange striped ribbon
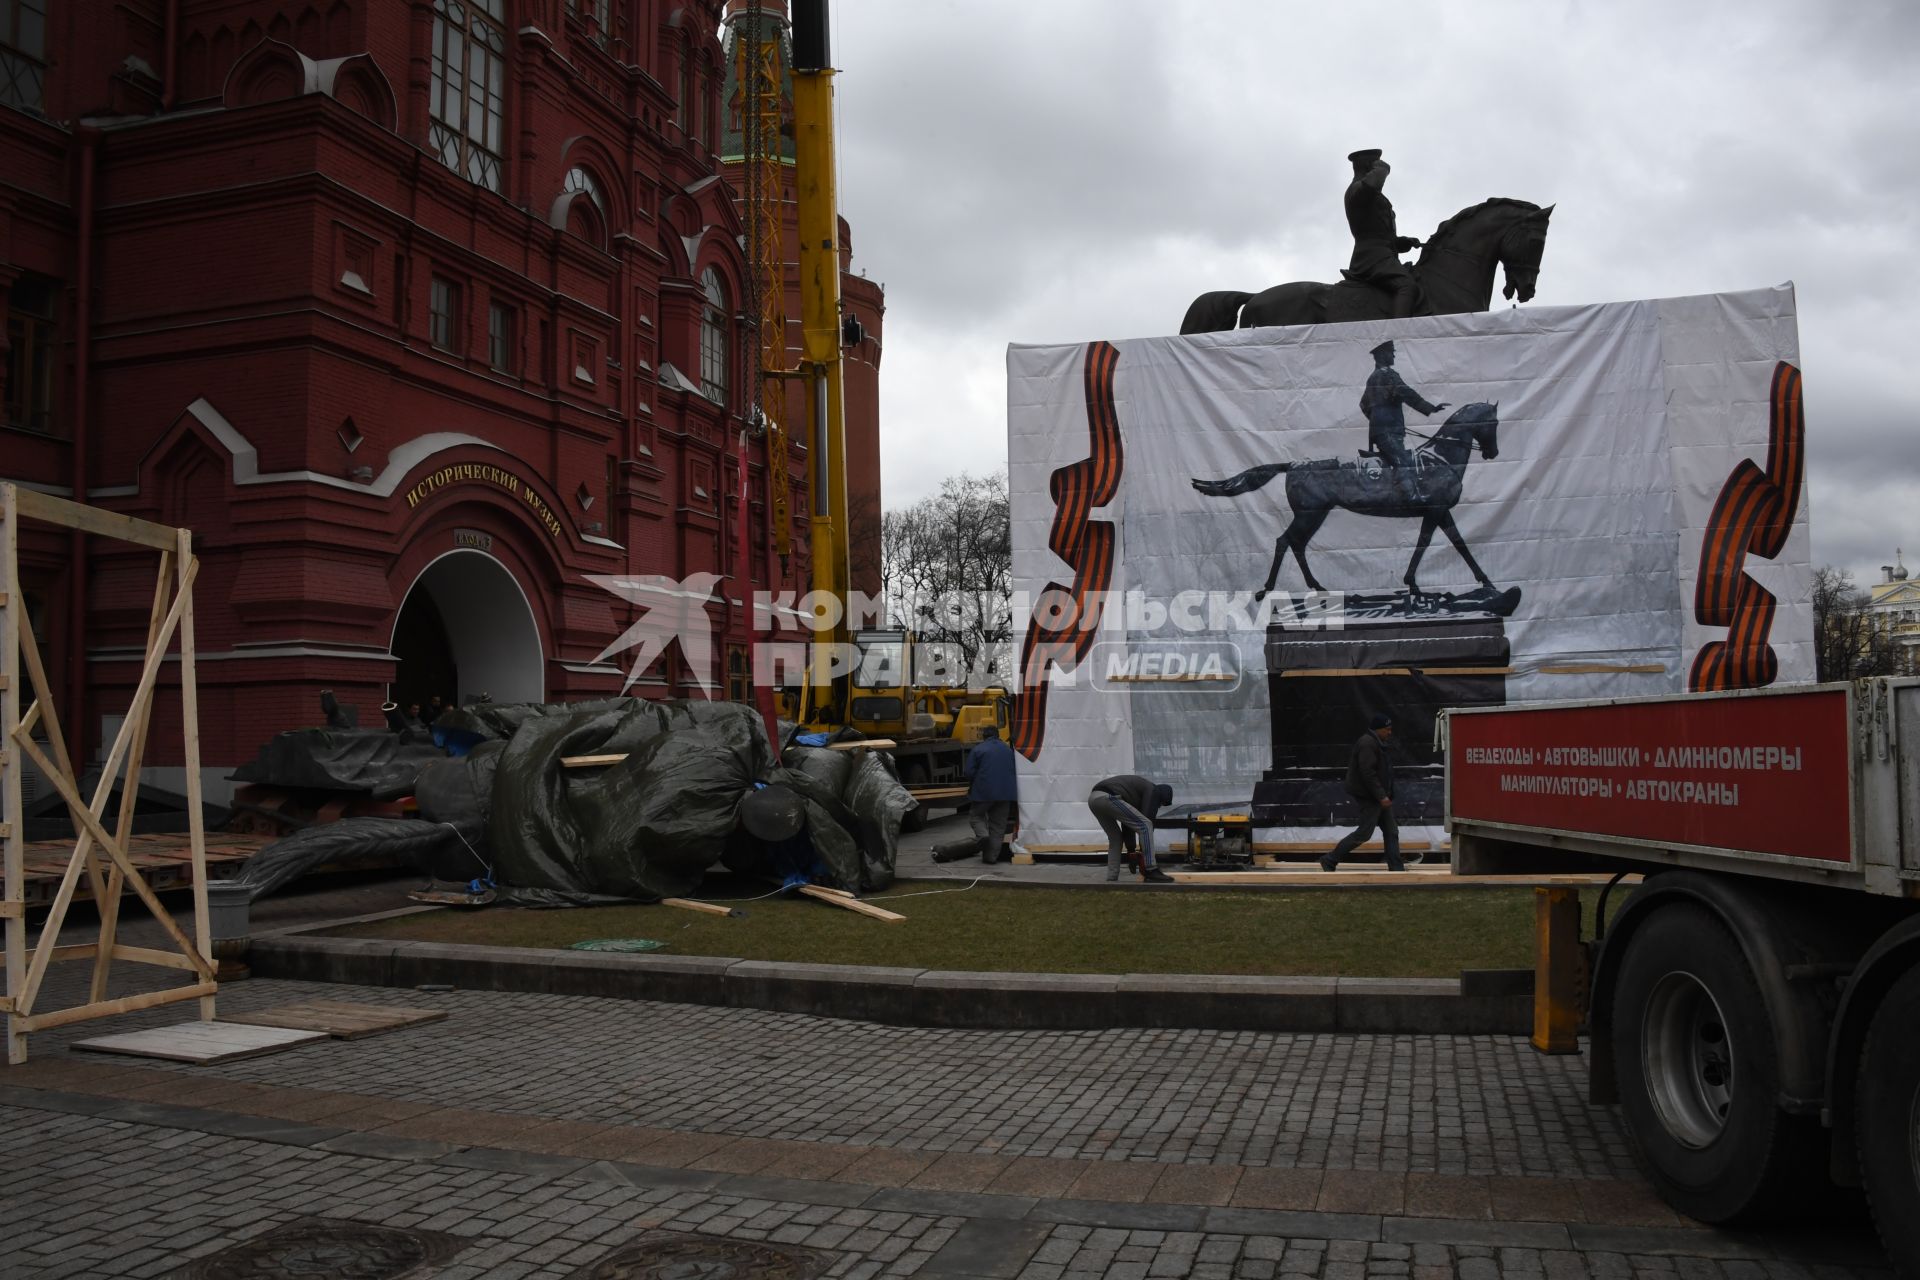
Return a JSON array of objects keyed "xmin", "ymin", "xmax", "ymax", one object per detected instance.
[
  {"xmin": 1010, "ymin": 341, "xmax": 1124, "ymax": 761},
  {"xmin": 1687, "ymin": 360, "xmax": 1804, "ymax": 691}
]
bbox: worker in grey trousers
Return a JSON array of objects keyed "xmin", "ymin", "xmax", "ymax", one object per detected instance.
[{"xmin": 1088, "ymin": 774, "xmax": 1176, "ymax": 883}]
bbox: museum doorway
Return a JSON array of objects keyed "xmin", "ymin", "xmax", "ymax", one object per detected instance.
[{"xmin": 391, "ymin": 550, "xmax": 545, "ymax": 710}]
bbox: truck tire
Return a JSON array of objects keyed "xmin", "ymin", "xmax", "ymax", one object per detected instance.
[
  {"xmin": 1856, "ymin": 963, "xmax": 1920, "ymax": 1275},
  {"xmin": 1611, "ymin": 903, "xmax": 1818, "ymax": 1223}
]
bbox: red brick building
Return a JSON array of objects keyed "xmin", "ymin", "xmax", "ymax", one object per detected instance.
[{"xmin": 0, "ymin": 0, "xmax": 882, "ymax": 800}]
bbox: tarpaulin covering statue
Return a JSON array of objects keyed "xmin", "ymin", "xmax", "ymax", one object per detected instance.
[{"xmin": 235, "ymin": 700, "xmax": 913, "ymax": 904}]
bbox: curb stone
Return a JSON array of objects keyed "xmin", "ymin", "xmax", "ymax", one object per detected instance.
[{"xmin": 248, "ymin": 932, "xmax": 1533, "ymax": 1034}]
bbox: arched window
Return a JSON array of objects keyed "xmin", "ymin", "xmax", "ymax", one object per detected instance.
[
  {"xmin": 561, "ymin": 165, "xmax": 607, "ymax": 242},
  {"xmin": 563, "ymin": 165, "xmax": 604, "ymax": 213},
  {"xmin": 700, "ymin": 268, "xmax": 728, "ymax": 405}
]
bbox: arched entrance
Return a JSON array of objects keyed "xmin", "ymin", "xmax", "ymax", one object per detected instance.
[{"xmin": 391, "ymin": 550, "xmax": 545, "ymax": 708}]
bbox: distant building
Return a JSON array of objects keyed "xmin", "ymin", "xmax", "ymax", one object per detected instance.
[
  {"xmin": 0, "ymin": 0, "xmax": 882, "ymax": 799},
  {"xmin": 1866, "ymin": 552, "xmax": 1920, "ymax": 675}
]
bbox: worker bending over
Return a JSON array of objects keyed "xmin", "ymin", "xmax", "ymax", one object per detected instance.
[{"xmin": 1088, "ymin": 774, "xmax": 1176, "ymax": 883}]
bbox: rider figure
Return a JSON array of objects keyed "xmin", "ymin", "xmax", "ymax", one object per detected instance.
[
  {"xmin": 1361, "ymin": 340, "xmax": 1449, "ymax": 507},
  {"xmin": 1344, "ymin": 149, "xmax": 1422, "ymax": 319}
]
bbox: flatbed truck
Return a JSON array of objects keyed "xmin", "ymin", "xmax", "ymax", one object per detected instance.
[{"xmin": 1442, "ymin": 679, "xmax": 1920, "ymax": 1272}]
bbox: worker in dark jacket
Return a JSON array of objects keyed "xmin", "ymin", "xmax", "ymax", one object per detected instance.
[
  {"xmin": 1321, "ymin": 713, "xmax": 1405, "ymax": 872},
  {"xmin": 1089, "ymin": 773, "xmax": 1176, "ymax": 883},
  {"xmin": 940, "ymin": 726, "xmax": 1018, "ymax": 865}
]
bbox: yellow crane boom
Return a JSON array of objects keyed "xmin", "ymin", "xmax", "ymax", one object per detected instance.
[{"xmin": 791, "ymin": 0, "xmax": 853, "ymax": 722}]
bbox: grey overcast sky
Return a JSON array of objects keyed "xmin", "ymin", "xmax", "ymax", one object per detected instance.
[{"xmin": 821, "ymin": 0, "xmax": 1918, "ymax": 587}]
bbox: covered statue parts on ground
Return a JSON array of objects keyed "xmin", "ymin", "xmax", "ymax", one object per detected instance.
[{"xmin": 232, "ymin": 700, "xmax": 913, "ymax": 905}]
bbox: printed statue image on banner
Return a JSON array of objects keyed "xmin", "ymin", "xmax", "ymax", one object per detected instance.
[{"xmin": 1006, "ymin": 285, "xmax": 1812, "ymax": 847}]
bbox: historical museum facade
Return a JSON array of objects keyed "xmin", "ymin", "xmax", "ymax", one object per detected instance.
[{"xmin": 0, "ymin": 0, "xmax": 883, "ymax": 796}]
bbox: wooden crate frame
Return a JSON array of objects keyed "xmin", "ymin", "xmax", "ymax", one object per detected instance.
[{"xmin": 2, "ymin": 484, "xmax": 215, "ymax": 1064}]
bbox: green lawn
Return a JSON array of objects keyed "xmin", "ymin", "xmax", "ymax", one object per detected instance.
[{"xmin": 329, "ymin": 882, "xmax": 1617, "ymax": 978}]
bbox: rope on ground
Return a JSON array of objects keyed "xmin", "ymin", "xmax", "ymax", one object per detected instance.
[{"xmin": 869, "ymin": 875, "xmax": 991, "ymax": 901}]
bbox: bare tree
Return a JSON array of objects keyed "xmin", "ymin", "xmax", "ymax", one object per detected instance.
[
  {"xmin": 881, "ymin": 471, "xmax": 1012, "ymax": 679},
  {"xmin": 1813, "ymin": 566, "xmax": 1899, "ymax": 681}
]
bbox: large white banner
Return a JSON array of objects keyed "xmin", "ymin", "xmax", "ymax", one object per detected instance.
[{"xmin": 1007, "ymin": 285, "xmax": 1812, "ymax": 846}]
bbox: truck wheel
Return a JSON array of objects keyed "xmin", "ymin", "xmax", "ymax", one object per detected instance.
[
  {"xmin": 1856, "ymin": 963, "xmax": 1920, "ymax": 1274},
  {"xmin": 1611, "ymin": 904, "xmax": 1816, "ymax": 1223}
]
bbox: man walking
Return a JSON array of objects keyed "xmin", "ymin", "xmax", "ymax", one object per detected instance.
[
  {"xmin": 1088, "ymin": 774, "xmax": 1176, "ymax": 884},
  {"xmin": 1321, "ymin": 714, "xmax": 1406, "ymax": 872},
  {"xmin": 934, "ymin": 726, "xmax": 1018, "ymax": 864},
  {"xmin": 1361, "ymin": 339, "xmax": 1449, "ymax": 507}
]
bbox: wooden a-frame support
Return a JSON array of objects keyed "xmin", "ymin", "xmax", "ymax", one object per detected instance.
[{"xmin": 2, "ymin": 484, "xmax": 215, "ymax": 1065}]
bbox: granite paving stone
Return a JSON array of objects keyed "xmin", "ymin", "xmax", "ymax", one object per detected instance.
[{"xmin": 0, "ymin": 960, "xmax": 1891, "ymax": 1279}]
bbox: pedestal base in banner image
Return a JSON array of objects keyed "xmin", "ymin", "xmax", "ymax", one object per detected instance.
[
  {"xmin": 1265, "ymin": 614, "xmax": 1512, "ymax": 768},
  {"xmin": 1255, "ymin": 611, "xmax": 1510, "ymax": 831},
  {"xmin": 1249, "ymin": 766, "xmax": 1445, "ymax": 830}
]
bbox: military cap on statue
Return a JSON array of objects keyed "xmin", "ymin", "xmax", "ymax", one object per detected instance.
[{"xmin": 1348, "ymin": 148, "xmax": 1383, "ymax": 165}]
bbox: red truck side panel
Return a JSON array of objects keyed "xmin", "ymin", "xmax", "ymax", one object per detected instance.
[{"xmin": 1448, "ymin": 689, "xmax": 1852, "ymax": 864}]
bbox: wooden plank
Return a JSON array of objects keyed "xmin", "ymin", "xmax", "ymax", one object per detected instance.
[
  {"xmin": 222, "ymin": 1001, "xmax": 447, "ymax": 1041},
  {"xmin": 23, "ymin": 981, "xmax": 218, "ymax": 1032},
  {"xmin": 8, "ymin": 485, "xmax": 181, "ymax": 552},
  {"xmin": 3, "ymin": 491, "xmax": 21, "ymax": 1063},
  {"xmin": 1103, "ymin": 674, "xmax": 1236, "ymax": 684},
  {"xmin": 827, "ymin": 738, "xmax": 895, "ymax": 751},
  {"xmin": 660, "ymin": 897, "xmax": 741, "ymax": 918},
  {"xmin": 111, "ymin": 945, "xmax": 203, "ymax": 972},
  {"xmin": 796, "ymin": 884, "xmax": 905, "ymax": 921},
  {"xmin": 97, "ymin": 551, "xmax": 173, "ymax": 1002},
  {"xmin": 70, "ymin": 1018, "xmax": 324, "ymax": 1063},
  {"xmin": 560, "ymin": 753, "xmax": 628, "ymax": 768},
  {"xmin": 907, "ymin": 787, "xmax": 969, "ymax": 800},
  {"xmin": 11, "ymin": 602, "xmax": 115, "ymax": 968},
  {"xmin": 1279, "ymin": 667, "xmax": 1514, "ymax": 678},
  {"xmin": 1165, "ymin": 870, "xmax": 1637, "ymax": 887},
  {"xmin": 1256, "ymin": 840, "xmax": 1436, "ymax": 853},
  {"xmin": 175, "ymin": 537, "xmax": 215, "ymax": 1024}
]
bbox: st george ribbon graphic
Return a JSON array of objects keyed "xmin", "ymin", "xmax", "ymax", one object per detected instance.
[
  {"xmin": 1688, "ymin": 361, "xmax": 1804, "ymax": 692},
  {"xmin": 1011, "ymin": 340, "xmax": 1123, "ymax": 761}
]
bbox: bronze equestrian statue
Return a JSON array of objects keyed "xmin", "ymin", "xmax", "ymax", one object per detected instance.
[
  {"xmin": 1344, "ymin": 149, "xmax": 1422, "ymax": 318},
  {"xmin": 1181, "ymin": 151, "xmax": 1554, "ymax": 334}
]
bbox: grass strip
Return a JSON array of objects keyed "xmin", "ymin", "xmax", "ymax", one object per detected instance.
[{"xmin": 327, "ymin": 882, "xmax": 1617, "ymax": 978}]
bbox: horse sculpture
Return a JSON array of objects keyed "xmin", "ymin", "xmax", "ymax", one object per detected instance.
[
  {"xmin": 1180, "ymin": 199, "xmax": 1553, "ymax": 334},
  {"xmin": 1191, "ymin": 403, "xmax": 1507, "ymax": 604}
]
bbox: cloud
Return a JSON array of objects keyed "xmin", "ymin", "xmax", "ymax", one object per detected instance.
[{"xmin": 826, "ymin": 0, "xmax": 1918, "ymax": 582}]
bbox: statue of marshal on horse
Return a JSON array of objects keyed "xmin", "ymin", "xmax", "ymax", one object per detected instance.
[{"xmin": 1181, "ymin": 150, "xmax": 1554, "ymax": 333}]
